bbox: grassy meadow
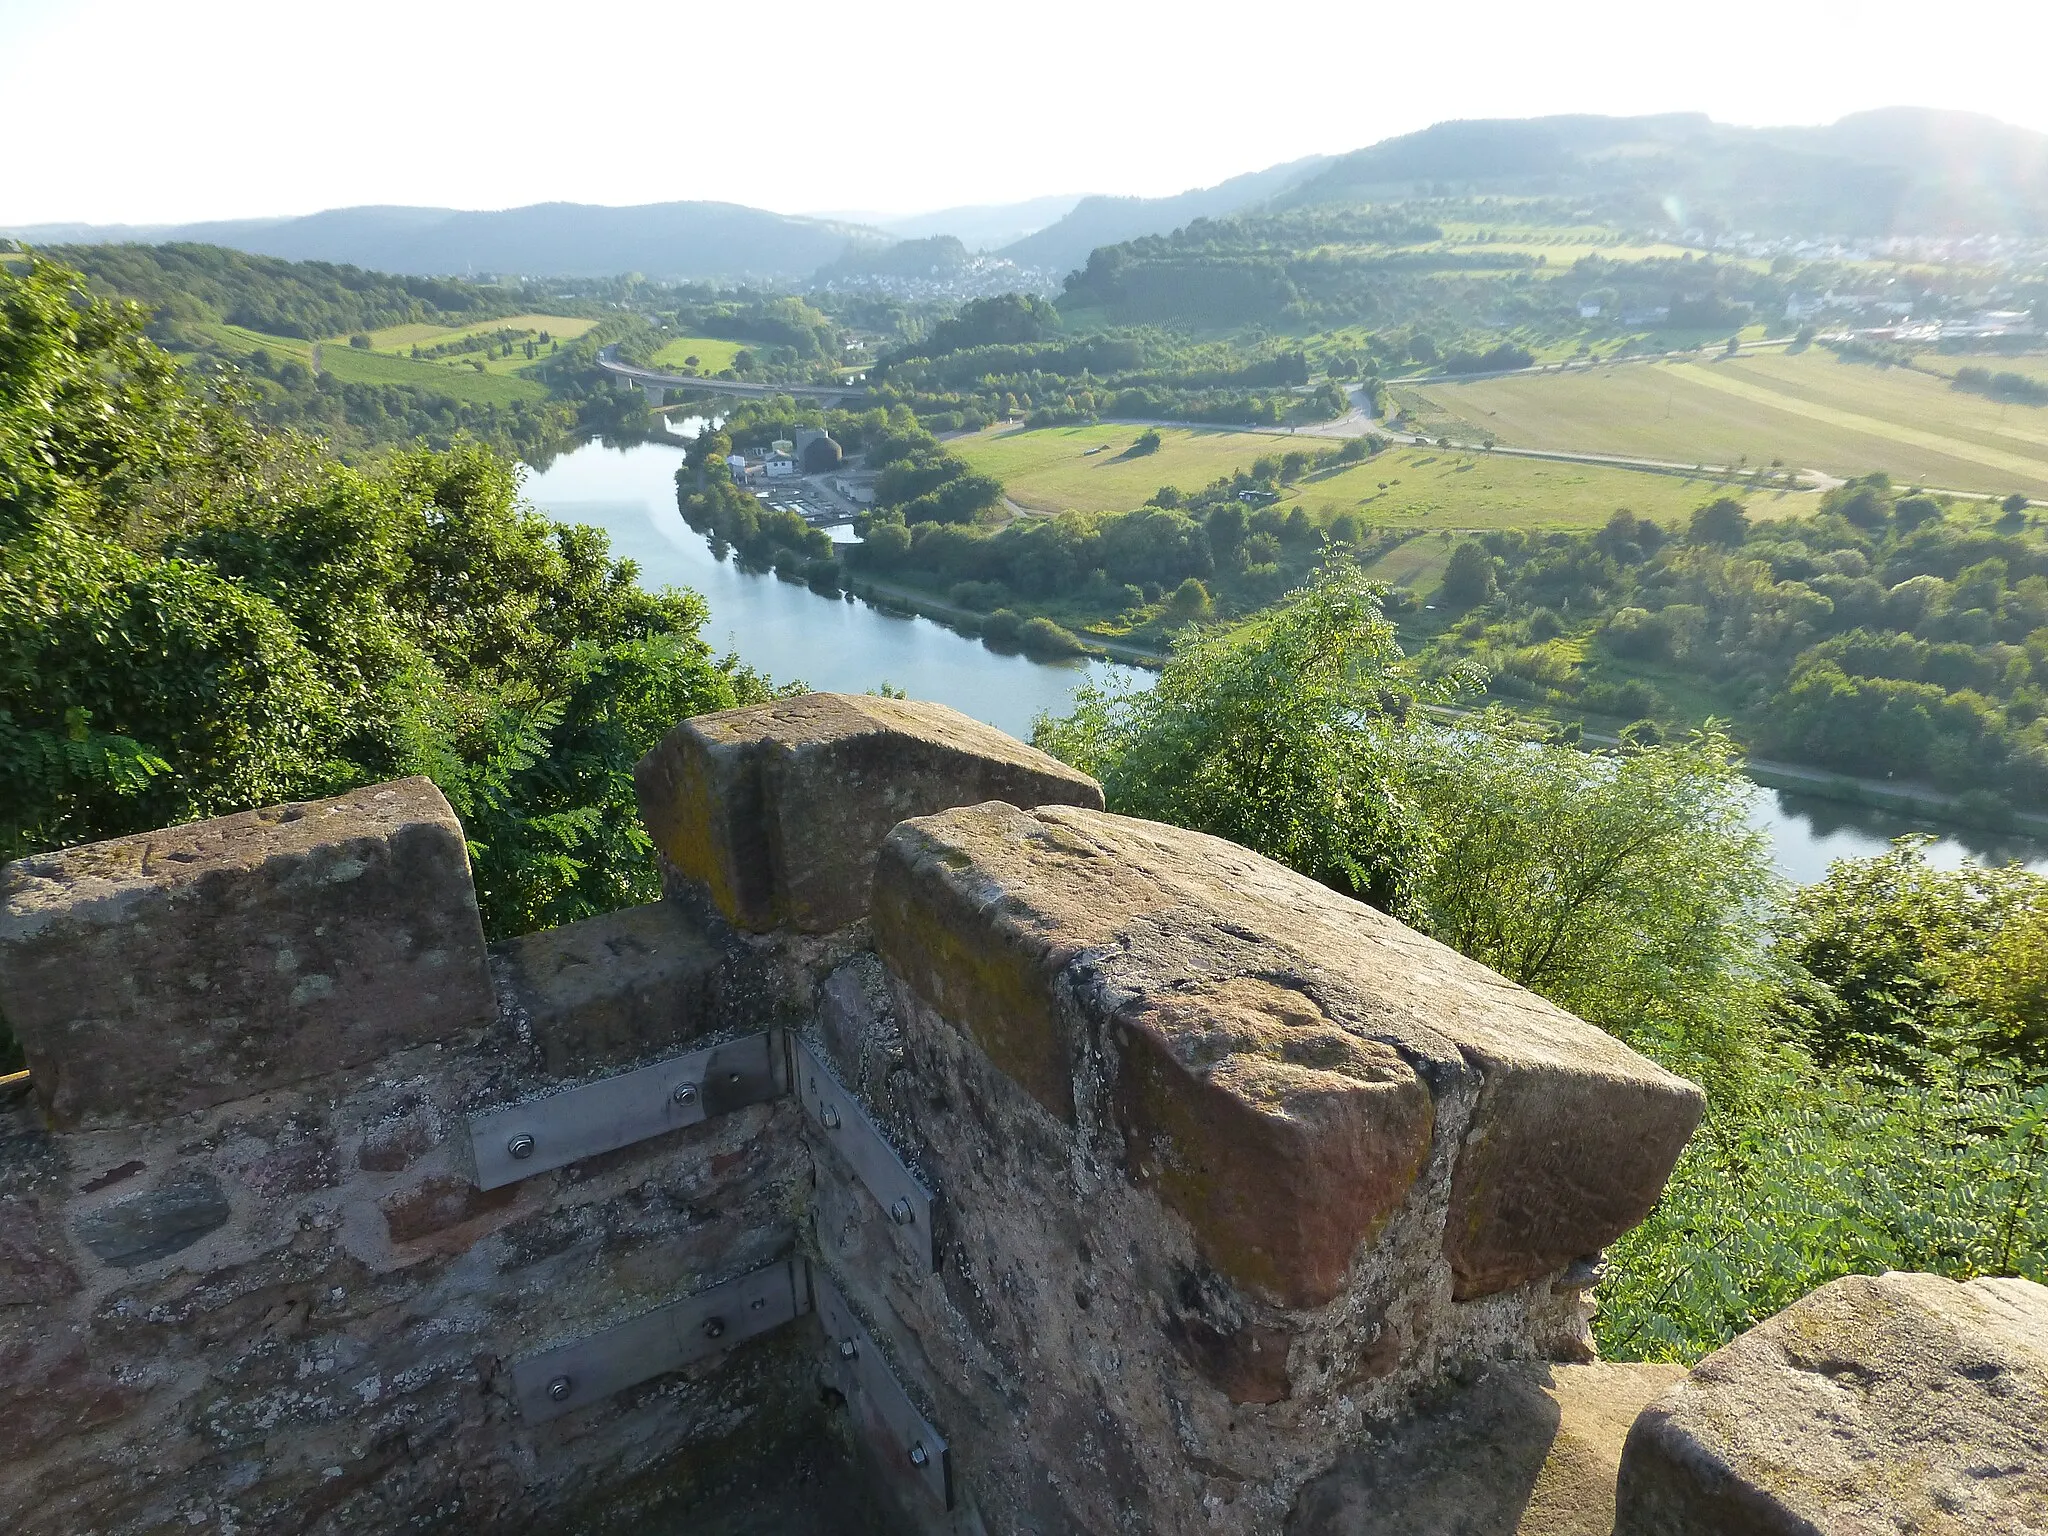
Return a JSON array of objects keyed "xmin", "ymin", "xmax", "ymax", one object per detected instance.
[
  {"xmin": 954, "ymin": 423, "xmax": 1790, "ymax": 531},
  {"xmin": 649, "ymin": 335, "xmax": 747, "ymax": 372},
  {"xmin": 1297, "ymin": 447, "xmax": 1788, "ymax": 531},
  {"xmin": 349, "ymin": 313, "xmax": 595, "ymax": 377},
  {"xmin": 952, "ymin": 424, "xmax": 1292, "ymax": 512},
  {"xmin": 202, "ymin": 322, "xmax": 548, "ymax": 406},
  {"xmin": 1397, "ymin": 350, "xmax": 2048, "ymax": 498}
]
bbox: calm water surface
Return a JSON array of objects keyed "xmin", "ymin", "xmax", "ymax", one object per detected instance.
[{"xmin": 524, "ymin": 438, "xmax": 2048, "ymax": 885}]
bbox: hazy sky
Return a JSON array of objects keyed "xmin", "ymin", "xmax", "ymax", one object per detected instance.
[{"xmin": 5, "ymin": 0, "xmax": 2045, "ymax": 226}]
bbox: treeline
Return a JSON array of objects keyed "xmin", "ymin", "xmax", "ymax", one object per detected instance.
[
  {"xmin": 1058, "ymin": 209, "xmax": 1803, "ymax": 341},
  {"xmin": 865, "ymin": 294, "xmax": 1346, "ymax": 431},
  {"xmin": 1954, "ymin": 365, "xmax": 2048, "ymax": 404},
  {"xmin": 1425, "ymin": 476, "xmax": 2048, "ymax": 808},
  {"xmin": 196, "ymin": 346, "xmax": 580, "ymax": 463},
  {"xmin": 48, "ymin": 242, "xmax": 532, "ymax": 340}
]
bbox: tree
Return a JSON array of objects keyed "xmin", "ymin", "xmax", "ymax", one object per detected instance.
[
  {"xmin": 1782, "ymin": 838, "xmax": 2048, "ymax": 1065},
  {"xmin": 1167, "ymin": 577, "xmax": 1210, "ymax": 618},
  {"xmin": 1034, "ymin": 561, "xmax": 1444, "ymax": 906},
  {"xmin": 1129, "ymin": 429, "xmax": 1162, "ymax": 456},
  {"xmin": 1399, "ymin": 717, "xmax": 1782, "ymax": 1095},
  {"xmin": 1688, "ymin": 496, "xmax": 1750, "ymax": 546},
  {"xmin": 1438, "ymin": 540, "xmax": 1497, "ymax": 608},
  {"xmin": 2, "ymin": 257, "xmax": 774, "ymax": 943}
]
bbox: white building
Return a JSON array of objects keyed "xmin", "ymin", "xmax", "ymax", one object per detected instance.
[{"xmin": 763, "ymin": 449, "xmax": 797, "ymax": 479}]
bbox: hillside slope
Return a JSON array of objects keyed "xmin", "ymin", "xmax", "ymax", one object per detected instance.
[
  {"xmin": 8, "ymin": 201, "xmax": 892, "ymax": 282},
  {"xmin": 1280, "ymin": 109, "xmax": 2048, "ymax": 234},
  {"xmin": 1000, "ymin": 155, "xmax": 1333, "ymax": 275}
]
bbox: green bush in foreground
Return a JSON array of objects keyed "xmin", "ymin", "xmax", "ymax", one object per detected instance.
[{"xmin": 1601, "ymin": 1053, "xmax": 2048, "ymax": 1360}]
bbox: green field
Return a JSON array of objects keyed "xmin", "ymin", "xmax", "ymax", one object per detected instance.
[
  {"xmin": 1300, "ymin": 448, "xmax": 1788, "ymax": 530},
  {"xmin": 351, "ymin": 313, "xmax": 594, "ymax": 377},
  {"xmin": 953, "ymin": 424, "xmax": 1294, "ymax": 512},
  {"xmin": 205, "ymin": 323, "xmax": 547, "ymax": 406},
  {"xmin": 956, "ymin": 424, "xmax": 1788, "ymax": 530},
  {"xmin": 650, "ymin": 335, "xmax": 747, "ymax": 372},
  {"xmin": 1359, "ymin": 535, "xmax": 1454, "ymax": 595},
  {"xmin": 1399, "ymin": 350, "xmax": 2048, "ymax": 498}
]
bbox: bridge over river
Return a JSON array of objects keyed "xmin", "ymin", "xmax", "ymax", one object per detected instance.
[{"xmin": 597, "ymin": 347, "xmax": 870, "ymax": 407}]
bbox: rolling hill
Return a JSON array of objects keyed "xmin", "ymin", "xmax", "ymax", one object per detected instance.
[
  {"xmin": 5, "ymin": 201, "xmax": 891, "ymax": 283},
  {"xmin": 1279, "ymin": 109, "xmax": 2048, "ymax": 235},
  {"xmin": 998, "ymin": 155, "xmax": 1334, "ymax": 276}
]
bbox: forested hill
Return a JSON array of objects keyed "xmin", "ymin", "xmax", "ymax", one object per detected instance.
[
  {"xmin": 11, "ymin": 200, "xmax": 893, "ymax": 283},
  {"xmin": 997, "ymin": 155, "xmax": 1333, "ymax": 275},
  {"xmin": 50, "ymin": 243, "xmax": 525, "ymax": 340},
  {"xmin": 1278, "ymin": 109, "xmax": 2048, "ymax": 235}
]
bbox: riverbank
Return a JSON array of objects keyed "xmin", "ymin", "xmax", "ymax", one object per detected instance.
[{"xmin": 842, "ymin": 572, "xmax": 1170, "ymax": 669}]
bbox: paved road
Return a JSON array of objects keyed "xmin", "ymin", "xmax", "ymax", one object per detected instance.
[{"xmin": 598, "ymin": 348, "xmax": 868, "ymax": 402}]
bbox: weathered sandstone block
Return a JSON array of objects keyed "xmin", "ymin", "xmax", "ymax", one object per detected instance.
[
  {"xmin": 1616, "ymin": 1271, "xmax": 2048, "ymax": 1534},
  {"xmin": 0, "ymin": 777, "xmax": 494, "ymax": 1130},
  {"xmin": 633, "ymin": 693, "xmax": 1102, "ymax": 933},
  {"xmin": 873, "ymin": 802, "xmax": 1701, "ymax": 1308},
  {"xmin": 493, "ymin": 900, "xmax": 722, "ymax": 1072}
]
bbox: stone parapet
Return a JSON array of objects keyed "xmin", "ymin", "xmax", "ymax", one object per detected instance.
[
  {"xmin": 0, "ymin": 802, "xmax": 820, "ymax": 1535},
  {"xmin": 0, "ymin": 778, "xmax": 495, "ymax": 1131},
  {"xmin": 634, "ymin": 693, "xmax": 1103, "ymax": 933},
  {"xmin": 835, "ymin": 800, "xmax": 1703, "ymax": 1531},
  {"xmin": 1616, "ymin": 1270, "xmax": 2048, "ymax": 1534},
  {"xmin": 9, "ymin": 703, "xmax": 2028, "ymax": 1534}
]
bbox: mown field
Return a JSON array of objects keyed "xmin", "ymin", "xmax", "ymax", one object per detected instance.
[
  {"xmin": 952, "ymin": 424, "xmax": 1290, "ymax": 512},
  {"xmin": 1397, "ymin": 349, "xmax": 2048, "ymax": 498},
  {"xmin": 350, "ymin": 313, "xmax": 595, "ymax": 376},
  {"xmin": 1298, "ymin": 447, "xmax": 1787, "ymax": 530},
  {"xmin": 203, "ymin": 323, "xmax": 548, "ymax": 406},
  {"xmin": 956, "ymin": 424, "xmax": 1787, "ymax": 530},
  {"xmin": 649, "ymin": 335, "xmax": 747, "ymax": 372}
]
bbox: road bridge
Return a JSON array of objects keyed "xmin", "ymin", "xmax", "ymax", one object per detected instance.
[{"xmin": 597, "ymin": 347, "xmax": 871, "ymax": 407}]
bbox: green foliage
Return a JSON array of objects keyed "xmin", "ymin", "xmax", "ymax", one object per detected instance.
[
  {"xmin": 1438, "ymin": 540, "xmax": 1497, "ymax": 608},
  {"xmin": 52, "ymin": 242, "xmax": 516, "ymax": 341},
  {"xmin": 1035, "ymin": 561, "xmax": 1453, "ymax": 906},
  {"xmin": 1400, "ymin": 717, "xmax": 1784, "ymax": 1096},
  {"xmin": 2, "ymin": 257, "xmax": 772, "ymax": 947},
  {"xmin": 1601, "ymin": 1054, "xmax": 2048, "ymax": 1361},
  {"xmin": 1417, "ymin": 478, "xmax": 2048, "ymax": 806},
  {"xmin": 1781, "ymin": 838, "xmax": 2048, "ymax": 1065}
]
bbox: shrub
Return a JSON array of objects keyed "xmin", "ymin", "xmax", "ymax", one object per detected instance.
[{"xmin": 1017, "ymin": 616, "xmax": 1085, "ymax": 657}]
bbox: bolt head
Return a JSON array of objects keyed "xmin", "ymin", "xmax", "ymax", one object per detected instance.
[
  {"xmin": 702, "ymin": 1316, "xmax": 726, "ymax": 1340},
  {"xmin": 889, "ymin": 1196, "xmax": 916, "ymax": 1226},
  {"xmin": 673, "ymin": 1082, "xmax": 698, "ymax": 1106},
  {"xmin": 547, "ymin": 1375, "xmax": 573, "ymax": 1402},
  {"xmin": 909, "ymin": 1442, "xmax": 929, "ymax": 1468},
  {"xmin": 507, "ymin": 1134, "xmax": 536, "ymax": 1160},
  {"xmin": 838, "ymin": 1339, "xmax": 858, "ymax": 1360}
]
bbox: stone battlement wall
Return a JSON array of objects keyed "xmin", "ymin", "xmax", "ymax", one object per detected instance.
[{"xmin": 1, "ymin": 694, "xmax": 2039, "ymax": 1536}]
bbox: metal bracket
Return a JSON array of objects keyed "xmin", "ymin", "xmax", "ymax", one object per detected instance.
[
  {"xmin": 815, "ymin": 1267, "xmax": 953, "ymax": 1511},
  {"xmin": 468, "ymin": 1030, "xmax": 783, "ymax": 1190},
  {"xmin": 511, "ymin": 1258, "xmax": 809, "ymax": 1423},
  {"xmin": 793, "ymin": 1036, "xmax": 937, "ymax": 1271}
]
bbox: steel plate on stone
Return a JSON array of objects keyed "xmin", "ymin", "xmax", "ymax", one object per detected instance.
[
  {"xmin": 511, "ymin": 1258, "xmax": 808, "ymax": 1423},
  {"xmin": 793, "ymin": 1036, "xmax": 936, "ymax": 1270},
  {"xmin": 815, "ymin": 1267, "xmax": 952, "ymax": 1510},
  {"xmin": 469, "ymin": 1030, "xmax": 781, "ymax": 1189}
]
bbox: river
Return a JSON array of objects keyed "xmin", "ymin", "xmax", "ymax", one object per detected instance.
[{"xmin": 523, "ymin": 437, "xmax": 2048, "ymax": 886}]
